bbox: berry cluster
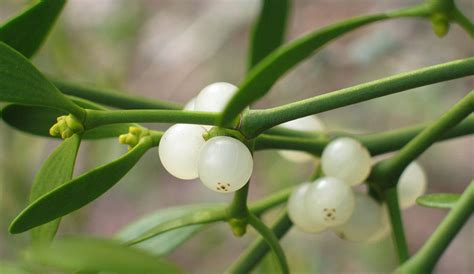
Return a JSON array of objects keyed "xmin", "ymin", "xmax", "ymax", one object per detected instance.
[
  {"xmin": 287, "ymin": 135, "xmax": 428, "ymax": 243},
  {"xmin": 158, "ymin": 82, "xmax": 253, "ymax": 193}
]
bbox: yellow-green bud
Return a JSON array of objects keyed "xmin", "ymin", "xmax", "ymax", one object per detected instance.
[
  {"xmin": 118, "ymin": 134, "xmax": 128, "ymax": 144},
  {"xmin": 118, "ymin": 127, "xmax": 150, "ymax": 149},
  {"xmin": 431, "ymin": 13, "xmax": 450, "ymax": 37},
  {"xmin": 228, "ymin": 218, "xmax": 247, "ymax": 237},
  {"xmin": 61, "ymin": 128, "xmax": 73, "ymax": 139},
  {"xmin": 129, "ymin": 126, "xmax": 142, "ymax": 136},
  {"xmin": 125, "ymin": 135, "xmax": 139, "ymax": 147},
  {"xmin": 65, "ymin": 115, "xmax": 84, "ymax": 132},
  {"xmin": 49, "ymin": 124, "xmax": 60, "ymax": 137},
  {"xmin": 49, "ymin": 114, "xmax": 85, "ymax": 139}
]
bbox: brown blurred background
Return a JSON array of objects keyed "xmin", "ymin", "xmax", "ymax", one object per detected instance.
[{"xmin": 1, "ymin": 0, "xmax": 473, "ymax": 273}]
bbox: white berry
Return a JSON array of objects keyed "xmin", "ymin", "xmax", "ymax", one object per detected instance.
[
  {"xmin": 367, "ymin": 204, "xmax": 390, "ymax": 243},
  {"xmin": 321, "ymin": 137, "xmax": 372, "ymax": 186},
  {"xmin": 278, "ymin": 115, "xmax": 326, "ymax": 163},
  {"xmin": 335, "ymin": 192, "xmax": 385, "ymax": 242},
  {"xmin": 288, "ymin": 183, "xmax": 326, "ymax": 233},
  {"xmin": 397, "ymin": 161, "xmax": 427, "ymax": 209},
  {"xmin": 158, "ymin": 124, "xmax": 206, "ymax": 180},
  {"xmin": 184, "ymin": 98, "xmax": 196, "ymax": 110},
  {"xmin": 304, "ymin": 177, "xmax": 355, "ymax": 227},
  {"xmin": 194, "ymin": 82, "xmax": 238, "ymax": 113},
  {"xmin": 198, "ymin": 136, "xmax": 253, "ymax": 193}
]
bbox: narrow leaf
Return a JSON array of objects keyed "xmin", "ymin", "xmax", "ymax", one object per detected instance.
[
  {"xmin": 416, "ymin": 193, "xmax": 461, "ymax": 209},
  {"xmin": 0, "ymin": 0, "xmax": 66, "ymax": 58},
  {"xmin": 9, "ymin": 139, "xmax": 153, "ymax": 234},
  {"xmin": 117, "ymin": 204, "xmax": 220, "ymax": 255},
  {"xmin": 248, "ymin": 0, "xmax": 290, "ymax": 69},
  {"xmin": 29, "ymin": 134, "xmax": 81, "ymax": 244},
  {"xmin": 1, "ymin": 104, "xmax": 131, "ymax": 139},
  {"xmin": 220, "ymin": 13, "xmax": 392, "ymax": 126},
  {"xmin": 24, "ymin": 236, "xmax": 182, "ymax": 274},
  {"xmin": 125, "ymin": 206, "xmax": 226, "ymax": 246},
  {"xmin": 0, "ymin": 42, "xmax": 83, "ymax": 118}
]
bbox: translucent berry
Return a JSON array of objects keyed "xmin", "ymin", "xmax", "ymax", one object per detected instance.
[
  {"xmin": 278, "ymin": 115, "xmax": 326, "ymax": 163},
  {"xmin": 184, "ymin": 98, "xmax": 196, "ymax": 110},
  {"xmin": 321, "ymin": 137, "xmax": 372, "ymax": 185},
  {"xmin": 198, "ymin": 136, "xmax": 253, "ymax": 193},
  {"xmin": 304, "ymin": 177, "xmax": 355, "ymax": 227},
  {"xmin": 367, "ymin": 204, "xmax": 390, "ymax": 243},
  {"xmin": 335, "ymin": 192, "xmax": 385, "ymax": 242},
  {"xmin": 194, "ymin": 82, "xmax": 238, "ymax": 112},
  {"xmin": 158, "ymin": 124, "xmax": 206, "ymax": 180},
  {"xmin": 288, "ymin": 183, "xmax": 326, "ymax": 233},
  {"xmin": 398, "ymin": 161, "xmax": 427, "ymax": 209}
]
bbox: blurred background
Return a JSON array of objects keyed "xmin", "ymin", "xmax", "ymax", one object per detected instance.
[{"xmin": 1, "ymin": 0, "xmax": 473, "ymax": 273}]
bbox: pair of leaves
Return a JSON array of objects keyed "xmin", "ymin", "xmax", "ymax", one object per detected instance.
[
  {"xmin": 9, "ymin": 138, "xmax": 153, "ymax": 234},
  {"xmin": 25, "ymin": 236, "xmax": 182, "ymax": 274},
  {"xmin": 416, "ymin": 193, "xmax": 460, "ymax": 209},
  {"xmin": 220, "ymin": 12, "xmax": 391, "ymax": 126},
  {"xmin": 0, "ymin": 0, "xmax": 65, "ymax": 58}
]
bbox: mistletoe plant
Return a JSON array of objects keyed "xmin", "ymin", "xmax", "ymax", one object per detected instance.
[{"xmin": 1, "ymin": 0, "xmax": 473, "ymax": 273}]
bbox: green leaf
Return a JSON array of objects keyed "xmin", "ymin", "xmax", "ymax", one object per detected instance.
[
  {"xmin": 0, "ymin": 0, "xmax": 66, "ymax": 58},
  {"xmin": 117, "ymin": 204, "xmax": 219, "ymax": 255},
  {"xmin": 0, "ymin": 42, "xmax": 84, "ymax": 118},
  {"xmin": 220, "ymin": 12, "xmax": 396, "ymax": 126},
  {"xmin": 125, "ymin": 206, "xmax": 226, "ymax": 246},
  {"xmin": 1, "ymin": 104, "xmax": 131, "ymax": 139},
  {"xmin": 0, "ymin": 261, "xmax": 34, "ymax": 274},
  {"xmin": 24, "ymin": 236, "xmax": 182, "ymax": 274},
  {"xmin": 248, "ymin": 0, "xmax": 290, "ymax": 69},
  {"xmin": 9, "ymin": 139, "xmax": 153, "ymax": 234},
  {"xmin": 416, "ymin": 193, "xmax": 461, "ymax": 209},
  {"xmin": 29, "ymin": 134, "xmax": 81, "ymax": 244}
]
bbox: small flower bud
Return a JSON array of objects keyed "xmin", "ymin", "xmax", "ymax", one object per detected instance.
[
  {"xmin": 129, "ymin": 126, "xmax": 142, "ymax": 136},
  {"xmin": 65, "ymin": 115, "xmax": 84, "ymax": 132},
  {"xmin": 125, "ymin": 134, "xmax": 139, "ymax": 147},
  {"xmin": 118, "ymin": 134, "xmax": 128, "ymax": 144},
  {"xmin": 431, "ymin": 13, "xmax": 450, "ymax": 37}
]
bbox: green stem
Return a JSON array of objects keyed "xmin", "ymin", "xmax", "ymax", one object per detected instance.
[
  {"xmin": 226, "ymin": 210, "xmax": 292, "ymax": 274},
  {"xmin": 254, "ymin": 115, "xmax": 474, "ymax": 156},
  {"xmin": 452, "ymin": 7, "xmax": 474, "ymax": 38},
  {"xmin": 241, "ymin": 58, "xmax": 474, "ymax": 138},
  {"xmin": 254, "ymin": 134, "xmax": 328, "ymax": 155},
  {"xmin": 356, "ymin": 115, "xmax": 474, "ymax": 155},
  {"xmin": 384, "ymin": 187, "xmax": 410, "ymax": 263},
  {"xmin": 84, "ymin": 109, "xmax": 219, "ymax": 129},
  {"xmin": 264, "ymin": 126, "xmax": 328, "ymax": 138},
  {"xmin": 219, "ymin": 4, "xmax": 431, "ymax": 126},
  {"xmin": 397, "ymin": 182, "xmax": 474, "ymax": 273},
  {"xmin": 246, "ymin": 213, "xmax": 289, "ymax": 274},
  {"xmin": 53, "ymin": 80, "xmax": 182, "ymax": 110},
  {"xmin": 372, "ymin": 92, "xmax": 473, "ymax": 188},
  {"xmin": 226, "ymin": 183, "xmax": 250, "ymax": 237},
  {"xmin": 125, "ymin": 184, "xmax": 293, "ymax": 246},
  {"xmin": 249, "ymin": 187, "xmax": 294, "ymax": 215}
]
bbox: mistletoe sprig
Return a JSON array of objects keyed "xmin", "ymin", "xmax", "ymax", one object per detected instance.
[{"xmin": 0, "ymin": 0, "xmax": 473, "ymax": 273}]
